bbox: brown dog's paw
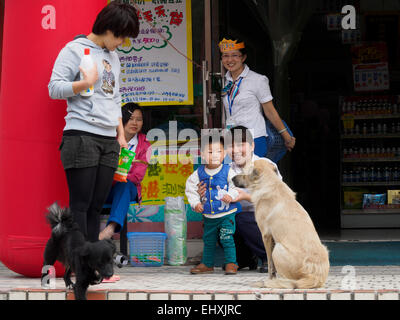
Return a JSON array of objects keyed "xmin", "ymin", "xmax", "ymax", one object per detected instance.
[{"xmin": 250, "ymin": 280, "xmax": 265, "ymax": 288}]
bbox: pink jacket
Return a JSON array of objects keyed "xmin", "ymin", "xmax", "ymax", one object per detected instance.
[{"xmin": 127, "ymin": 132, "xmax": 152, "ymax": 204}]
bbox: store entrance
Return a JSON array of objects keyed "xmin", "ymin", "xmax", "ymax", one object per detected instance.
[
  {"xmin": 288, "ymin": 1, "xmax": 400, "ymax": 237},
  {"xmin": 218, "ymin": 1, "xmax": 339, "ymax": 232},
  {"xmin": 219, "ymin": 0, "xmax": 400, "ymax": 238}
]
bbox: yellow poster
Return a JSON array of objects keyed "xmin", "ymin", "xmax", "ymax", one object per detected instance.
[{"xmin": 140, "ymin": 155, "xmax": 194, "ymax": 205}]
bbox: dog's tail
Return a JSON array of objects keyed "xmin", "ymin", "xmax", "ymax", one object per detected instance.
[
  {"xmin": 45, "ymin": 202, "xmax": 73, "ymax": 238},
  {"xmin": 260, "ymin": 245, "xmax": 330, "ymax": 289}
]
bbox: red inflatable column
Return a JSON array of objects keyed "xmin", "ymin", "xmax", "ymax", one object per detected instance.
[{"xmin": 0, "ymin": 0, "xmax": 107, "ymax": 278}]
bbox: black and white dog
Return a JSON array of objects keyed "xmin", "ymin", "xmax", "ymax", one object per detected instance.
[{"xmin": 41, "ymin": 202, "xmax": 116, "ymax": 300}]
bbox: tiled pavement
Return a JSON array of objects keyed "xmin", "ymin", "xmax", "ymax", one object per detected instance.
[{"xmin": 1, "ymin": 262, "xmax": 400, "ymax": 300}]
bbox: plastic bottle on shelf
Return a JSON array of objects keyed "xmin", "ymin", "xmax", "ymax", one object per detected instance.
[
  {"xmin": 370, "ymin": 166, "xmax": 375, "ymax": 182},
  {"xmin": 343, "ymin": 148, "xmax": 348, "ymax": 158},
  {"xmin": 377, "ymin": 123, "xmax": 382, "ymax": 134},
  {"xmin": 367, "ymin": 101, "xmax": 372, "ymax": 115},
  {"xmin": 342, "ymin": 170, "xmax": 348, "ymax": 183},
  {"xmin": 354, "ymin": 124, "xmax": 360, "ymax": 135},
  {"xmin": 391, "ymin": 123, "xmax": 396, "ymax": 134},
  {"xmin": 366, "ymin": 147, "xmax": 371, "ymax": 158},
  {"xmin": 370, "ymin": 122, "xmax": 375, "ymax": 135},
  {"xmin": 355, "ymin": 168, "xmax": 360, "ymax": 182},
  {"xmin": 348, "ymin": 147, "xmax": 353, "ymax": 158},
  {"xmin": 384, "ymin": 167, "xmax": 391, "ymax": 182},
  {"xmin": 391, "ymin": 147, "xmax": 396, "ymax": 157},
  {"xmin": 376, "ymin": 167, "xmax": 382, "ymax": 181},
  {"xmin": 383, "ymin": 123, "xmax": 387, "ymax": 134},
  {"xmin": 361, "ymin": 167, "xmax": 368, "ymax": 182},
  {"xmin": 348, "ymin": 170, "xmax": 353, "ymax": 182},
  {"xmin": 342, "ymin": 101, "xmax": 347, "ymax": 114},
  {"xmin": 393, "ymin": 167, "xmax": 399, "ymax": 181},
  {"xmin": 362, "ymin": 123, "xmax": 367, "ymax": 135},
  {"xmin": 376, "ymin": 146, "xmax": 381, "ymax": 157},
  {"xmin": 393, "ymin": 103, "xmax": 398, "ymax": 114},
  {"xmin": 370, "ymin": 145, "xmax": 376, "ymax": 158},
  {"xmin": 397, "ymin": 122, "xmax": 400, "ymax": 133},
  {"xmin": 359, "ymin": 147, "xmax": 364, "ymax": 158},
  {"xmin": 355, "ymin": 147, "xmax": 359, "ymax": 158}
]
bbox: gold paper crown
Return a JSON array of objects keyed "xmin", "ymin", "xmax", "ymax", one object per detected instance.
[{"xmin": 219, "ymin": 38, "xmax": 245, "ymax": 52}]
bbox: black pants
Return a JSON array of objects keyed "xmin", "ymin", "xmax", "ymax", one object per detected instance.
[
  {"xmin": 235, "ymin": 211, "xmax": 267, "ymax": 261},
  {"xmin": 60, "ymin": 132, "xmax": 120, "ymax": 242},
  {"xmin": 65, "ymin": 165, "xmax": 115, "ymax": 242}
]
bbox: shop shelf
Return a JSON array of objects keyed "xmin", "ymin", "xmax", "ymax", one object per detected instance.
[
  {"xmin": 344, "ymin": 114, "xmax": 400, "ymax": 120},
  {"xmin": 341, "ymin": 133, "xmax": 400, "ymax": 139},
  {"xmin": 342, "ymin": 209, "xmax": 400, "ymax": 215},
  {"xmin": 341, "ymin": 181, "xmax": 400, "ymax": 186},
  {"xmin": 342, "ymin": 157, "xmax": 400, "ymax": 163}
]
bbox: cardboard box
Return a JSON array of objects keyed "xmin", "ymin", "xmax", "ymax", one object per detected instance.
[{"xmin": 388, "ymin": 190, "xmax": 400, "ymax": 205}]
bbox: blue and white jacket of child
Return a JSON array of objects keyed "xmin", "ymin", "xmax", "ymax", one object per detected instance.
[{"xmin": 185, "ymin": 164, "xmax": 240, "ymax": 219}]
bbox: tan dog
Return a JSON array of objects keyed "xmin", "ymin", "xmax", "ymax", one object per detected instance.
[{"xmin": 232, "ymin": 160, "xmax": 329, "ymax": 289}]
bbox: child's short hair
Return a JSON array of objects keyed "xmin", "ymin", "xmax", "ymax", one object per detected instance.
[
  {"xmin": 92, "ymin": 1, "xmax": 139, "ymax": 39},
  {"xmin": 226, "ymin": 126, "xmax": 254, "ymax": 145},
  {"xmin": 200, "ymin": 133, "xmax": 225, "ymax": 152}
]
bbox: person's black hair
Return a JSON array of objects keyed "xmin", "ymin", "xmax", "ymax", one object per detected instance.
[
  {"xmin": 220, "ymin": 35, "xmax": 247, "ymax": 56},
  {"xmin": 227, "ymin": 125, "xmax": 254, "ymax": 145},
  {"xmin": 122, "ymin": 102, "xmax": 144, "ymax": 127},
  {"xmin": 201, "ymin": 133, "xmax": 225, "ymax": 152},
  {"xmin": 92, "ymin": 1, "xmax": 139, "ymax": 39}
]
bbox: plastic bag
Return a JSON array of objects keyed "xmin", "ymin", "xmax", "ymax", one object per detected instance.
[
  {"xmin": 114, "ymin": 148, "xmax": 136, "ymax": 182},
  {"xmin": 265, "ymin": 119, "xmax": 294, "ymax": 163},
  {"xmin": 164, "ymin": 196, "xmax": 187, "ymax": 265}
]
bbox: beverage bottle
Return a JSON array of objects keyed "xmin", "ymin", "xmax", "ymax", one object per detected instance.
[
  {"xmin": 362, "ymin": 167, "xmax": 368, "ymax": 182},
  {"xmin": 355, "ymin": 168, "xmax": 360, "ymax": 182},
  {"xmin": 349, "ymin": 170, "xmax": 353, "ymax": 182},
  {"xmin": 348, "ymin": 147, "xmax": 353, "ymax": 158},
  {"xmin": 370, "ymin": 145, "xmax": 375, "ymax": 158},
  {"xmin": 394, "ymin": 167, "xmax": 399, "ymax": 181},
  {"xmin": 376, "ymin": 167, "xmax": 382, "ymax": 182},
  {"xmin": 370, "ymin": 122, "xmax": 375, "ymax": 135},
  {"xmin": 384, "ymin": 167, "xmax": 390, "ymax": 182},
  {"xmin": 343, "ymin": 170, "xmax": 348, "ymax": 183},
  {"xmin": 354, "ymin": 147, "xmax": 359, "ymax": 158},
  {"xmin": 370, "ymin": 166, "xmax": 375, "ymax": 182},
  {"xmin": 377, "ymin": 123, "xmax": 382, "ymax": 134},
  {"xmin": 342, "ymin": 102, "xmax": 347, "ymax": 114},
  {"xmin": 80, "ymin": 48, "xmax": 95, "ymax": 97},
  {"xmin": 362, "ymin": 123, "xmax": 367, "ymax": 135},
  {"xmin": 383, "ymin": 123, "xmax": 387, "ymax": 134}
]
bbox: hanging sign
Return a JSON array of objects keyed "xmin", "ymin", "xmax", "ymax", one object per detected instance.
[
  {"xmin": 110, "ymin": 0, "xmax": 193, "ymax": 106},
  {"xmin": 351, "ymin": 42, "xmax": 390, "ymax": 92}
]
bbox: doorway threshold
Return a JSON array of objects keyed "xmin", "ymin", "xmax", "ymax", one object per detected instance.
[{"xmin": 319, "ymin": 228, "xmax": 400, "ymax": 242}]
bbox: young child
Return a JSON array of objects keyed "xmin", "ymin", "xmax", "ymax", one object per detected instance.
[{"xmin": 185, "ymin": 133, "xmax": 241, "ymax": 275}]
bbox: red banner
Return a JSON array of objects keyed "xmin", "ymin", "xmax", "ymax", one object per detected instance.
[{"xmin": 0, "ymin": 0, "xmax": 107, "ymax": 277}]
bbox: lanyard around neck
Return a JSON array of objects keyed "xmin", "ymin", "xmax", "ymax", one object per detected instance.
[{"xmin": 227, "ymin": 77, "xmax": 243, "ymax": 116}]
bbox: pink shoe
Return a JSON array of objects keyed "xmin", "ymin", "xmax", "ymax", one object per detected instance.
[{"xmin": 102, "ymin": 275, "xmax": 120, "ymax": 283}]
